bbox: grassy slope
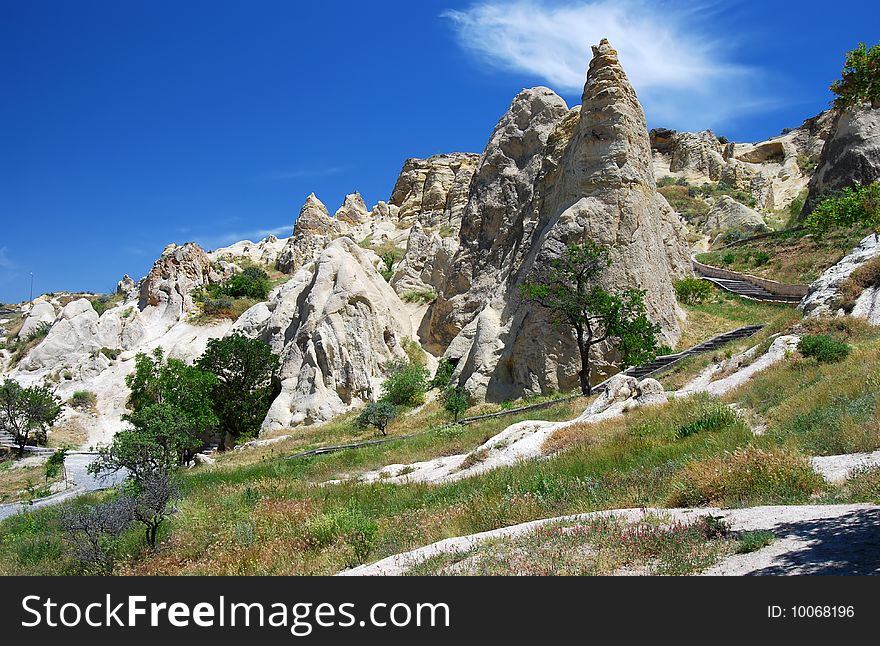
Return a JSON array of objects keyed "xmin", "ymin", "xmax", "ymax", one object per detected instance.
[
  {"xmin": 695, "ymin": 228, "xmax": 868, "ymax": 284},
  {"xmin": 3, "ymin": 283, "xmax": 879, "ymax": 575}
]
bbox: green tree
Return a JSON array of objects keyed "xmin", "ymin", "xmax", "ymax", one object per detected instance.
[
  {"xmin": 91, "ymin": 403, "xmax": 202, "ymax": 482},
  {"xmin": 196, "ymin": 334, "xmax": 280, "ymax": 448},
  {"xmin": 806, "ymin": 182, "xmax": 880, "ymax": 239},
  {"xmin": 356, "ymin": 401, "xmax": 397, "ymax": 436},
  {"xmin": 830, "ymin": 42, "xmax": 880, "ymax": 109},
  {"xmin": 221, "ymin": 267, "xmax": 272, "ymax": 300},
  {"xmin": 126, "ymin": 348, "xmax": 218, "ymax": 430},
  {"xmin": 380, "ymin": 360, "xmax": 429, "ymax": 407},
  {"xmin": 520, "ymin": 242, "xmax": 660, "ymax": 396},
  {"xmin": 45, "ymin": 446, "xmax": 68, "ymax": 485},
  {"xmin": 441, "ymin": 386, "xmax": 468, "ymax": 422},
  {"xmin": 0, "ymin": 380, "xmax": 63, "ymax": 457}
]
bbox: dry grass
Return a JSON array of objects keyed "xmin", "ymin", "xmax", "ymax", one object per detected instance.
[
  {"xmin": 47, "ymin": 417, "xmax": 90, "ymax": 449},
  {"xmin": 669, "ymin": 445, "xmax": 825, "ymax": 508},
  {"xmin": 0, "ymin": 459, "xmax": 61, "ymax": 503},
  {"xmin": 837, "ymin": 256, "xmax": 880, "ymax": 309},
  {"xmin": 696, "ymin": 228, "xmax": 869, "ymax": 284}
]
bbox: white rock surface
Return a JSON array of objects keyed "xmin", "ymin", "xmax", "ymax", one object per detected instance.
[
  {"xmin": 704, "ymin": 195, "xmax": 767, "ymax": 237},
  {"xmin": 17, "ymin": 301, "xmax": 56, "ymax": 339},
  {"xmin": 800, "ymin": 233, "xmax": 880, "ymax": 320}
]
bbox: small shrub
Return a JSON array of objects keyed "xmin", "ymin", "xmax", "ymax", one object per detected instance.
[
  {"xmin": 717, "ymin": 135, "xmax": 729, "ymax": 144},
  {"xmin": 673, "ymin": 278, "xmax": 714, "ymax": 305},
  {"xmin": 221, "ymin": 268, "xmax": 271, "ymax": 300},
  {"xmin": 670, "ymin": 446, "xmax": 824, "ymax": 507},
  {"xmin": 401, "ymin": 288, "xmax": 437, "ymax": 305},
  {"xmin": 380, "ymin": 360, "xmax": 429, "ymax": 407},
  {"xmin": 429, "ymin": 358, "xmax": 456, "ymax": 390},
  {"xmin": 837, "ymin": 256, "xmax": 880, "ymax": 309},
  {"xmin": 442, "ymin": 386, "xmax": 469, "ymax": 422},
  {"xmin": 798, "ymin": 335, "xmax": 851, "ymax": 363},
  {"xmin": 721, "ymin": 252, "xmax": 736, "ymax": 266},
  {"xmin": 402, "ymin": 337, "xmax": 426, "ymax": 367},
  {"xmin": 355, "ymin": 401, "xmax": 397, "ymax": 436},
  {"xmin": 675, "ymin": 403, "xmax": 739, "ymax": 439},
  {"xmin": 736, "ymin": 530, "xmax": 775, "ymax": 554},
  {"xmin": 840, "ymin": 466, "xmax": 880, "ymax": 502},
  {"xmin": 26, "ymin": 321, "xmax": 52, "ymax": 343},
  {"xmin": 68, "ymin": 390, "xmax": 97, "ymax": 411},
  {"xmin": 752, "ymin": 251, "xmax": 771, "ymax": 266},
  {"xmin": 202, "ymin": 297, "xmax": 234, "ymax": 317},
  {"xmin": 99, "ymin": 347, "xmax": 120, "ymax": 361}
]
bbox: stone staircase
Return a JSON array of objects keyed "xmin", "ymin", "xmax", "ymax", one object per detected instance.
[
  {"xmin": 601, "ymin": 324, "xmax": 765, "ymax": 384},
  {"xmin": 696, "ymin": 276, "xmax": 803, "ymax": 304}
]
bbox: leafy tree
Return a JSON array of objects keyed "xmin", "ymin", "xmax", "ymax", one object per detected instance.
[
  {"xmin": 126, "ymin": 348, "xmax": 218, "ymax": 432},
  {"xmin": 196, "ymin": 334, "xmax": 280, "ymax": 448},
  {"xmin": 830, "ymin": 42, "xmax": 880, "ymax": 109},
  {"xmin": 0, "ymin": 380, "xmax": 63, "ymax": 457},
  {"xmin": 806, "ymin": 182, "xmax": 880, "ymax": 239},
  {"xmin": 91, "ymin": 403, "xmax": 202, "ymax": 482},
  {"xmin": 380, "ymin": 360, "xmax": 429, "ymax": 407},
  {"xmin": 520, "ymin": 242, "xmax": 660, "ymax": 396},
  {"xmin": 356, "ymin": 401, "xmax": 397, "ymax": 436},
  {"xmin": 441, "ymin": 386, "xmax": 468, "ymax": 422}
]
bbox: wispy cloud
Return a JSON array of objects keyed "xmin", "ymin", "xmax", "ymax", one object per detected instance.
[
  {"xmin": 0, "ymin": 247, "xmax": 14, "ymax": 269},
  {"xmin": 192, "ymin": 225, "xmax": 291, "ymax": 251},
  {"xmin": 443, "ymin": 0, "xmax": 779, "ymax": 129},
  {"xmin": 256, "ymin": 166, "xmax": 349, "ymax": 182}
]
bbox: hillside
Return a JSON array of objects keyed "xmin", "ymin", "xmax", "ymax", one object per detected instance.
[{"xmin": 2, "ymin": 38, "xmax": 880, "ymax": 577}]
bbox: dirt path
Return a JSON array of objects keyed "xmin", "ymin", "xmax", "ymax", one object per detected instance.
[{"xmin": 340, "ymin": 504, "xmax": 880, "ymax": 576}]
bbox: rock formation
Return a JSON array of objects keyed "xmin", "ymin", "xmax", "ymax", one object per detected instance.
[
  {"xmin": 276, "ymin": 194, "xmax": 340, "ymax": 274},
  {"xmin": 704, "ymin": 196, "xmax": 768, "ymax": 238},
  {"xmin": 235, "ymin": 237, "xmax": 414, "ymax": 429},
  {"xmin": 390, "ymin": 220, "xmax": 456, "ymax": 297},
  {"xmin": 17, "ymin": 301, "xmax": 56, "ymax": 339},
  {"xmin": 138, "ymin": 242, "xmax": 225, "ymax": 319},
  {"xmin": 804, "ymin": 107, "xmax": 880, "ymax": 214},
  {"xmin": 334, "ymin": 192, "xmax": 370, "ymax": 226},
  {"xmin": 427, "ymin": 39, "xmax": 691, "ymax": 401},
  {"xmin": 800, "ymin": 233, "xmax": 880, "ymax": 323},
  {"xmin": 389, "ymin": 153, "xmax": 479, "ymax": 229}
]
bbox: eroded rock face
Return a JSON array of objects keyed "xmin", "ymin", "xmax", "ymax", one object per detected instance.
[
  {"xmin": 428, "ymin": 40, "xmax": 691, "ymax": 401},
  {"xmin": 18, "ymin": 301, "xmax": 56, "ymax": 339},
  {"xmin": 235, "ymin": 237, "xmax": 414, "ymax": 429},
  {"xmin": 668, "ymin": 131, "xmax": 726, "ymax": 180},
  {"xmin": 138, "ymin": 242, "xmax": 224, "ymax": 319},
  {"xmin": 800, "ymin": 234, "xmax": 880, "ymax": 322},
  {"xmin": 705, "ymin": 196, "xmax": 767, "ymax": 238},
  {"xmin": 277, "ymin": 195, "xmax": 339, "ymax": 274},
  {"xmin": 389, "ymin": 153, "xmax": 479, "ymax": 229},
  {"xmin": 805, "ymin": 107, "xmax": 880, "ymax": 214},
  {"xmin": 334, "ymin": 192, "xmax": 370, "ymax": 226},
  {"xmin": 424, "ymin": 87, "xmax": 573, "ymax": 349},
  {"xmin": 390, "ymin": 221, "xmax": 456, "ymax": 297}
]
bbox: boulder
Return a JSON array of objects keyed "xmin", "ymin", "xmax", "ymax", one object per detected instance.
[
  {"xmin": 704, "ymin": 196, "xmax": 767, "ymax": 237},
  {"xmin": 800, "ymin": 234, "xmax": 880, "ymax": 320}
]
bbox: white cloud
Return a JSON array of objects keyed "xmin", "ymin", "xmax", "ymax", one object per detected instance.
[
  {"xmin": 0, "ymin": 247, "xmax": 13, "ymax": 269},
  {"xmin": 192, "ymin": 224, "xmax": 291, "ymax": 251},
  {"xmin": 444, "ymin": 0, "xmax": 779, "ymax": 129}
]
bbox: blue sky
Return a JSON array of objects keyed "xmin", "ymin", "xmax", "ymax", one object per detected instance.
[{"xmin": 1, "ymin": 0, "xmax": 877, "ymax": 303}]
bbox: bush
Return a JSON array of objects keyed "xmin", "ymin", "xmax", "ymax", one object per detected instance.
[
  {"xmin": 441, "ymin": 386, "xmax": 469, "ymax": 422},
  {"xmin": 429, "ymin": 358, "xmax": 456, "ymax": 390},
  {"xmin": 99, "ymin": 347, "xmax": 120, "ymax": 361},
  {"xmin": 830, "ymin": 41, "xmax": 880, "ymax": 109},
  {"xmin": 356, "ymin": 401, "xmax": 397, "ymax": 436},
  {"xmin": 673, "ymin": 278, "xmax": 714, "ymax": 305},
  {"xmin": 202, "ymin": 297, "xmax": 234, "ymax": 317},
  {"xmin": 401, "ymin": 288, "xmax": 436, "ymax": 304},
  {"xmin": 721, "ymin": 252, "xmax": 735, "ymax": 266},
  {"xmin": 717, "ymin": 135, "xmax": 729, "ymax": 144},
  {"xmin": 752, "ymin": 251, "xmax": 771, "ymax": 266},
  {"xmin": 796, "ymin": 153, "xmax": 817, "ymax": 174},
  {"xmin": 670, "ymin": 446, "xmax": 823, "ymax": 507},
  {"xmin": 840, "ymin": 466, "xmax": 880, "ymax": 502},
  {"xmin": 68, "ymin": 390, "xmax": 97, "ymax": 411},
  {"xmin": 221, "ymin": 268, "xmax": 271, "ymax": 300},
  {"xmin": 806, "ymin": 182, "xmax": 880, "ymax": 235},
  {"xmin": 736, "ymin": 530, "xmax": 775, "ymax": 554},
  {"xmin": 675, "ymin": 403, "xmax": 739, "ymax": 439},
  {"xmin": 798, "ymin": 335, "xmax": 851, "ymax": 363},
  {"xmin": 26, "ymin": 321, "xmax": 52, "ymax": 343},
  {"xmin": 380, "ymin": 360, "xmax": 429, "ymax": 407}
]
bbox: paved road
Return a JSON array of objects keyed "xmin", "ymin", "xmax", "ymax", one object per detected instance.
[{"xmin": 0, "ymin": 452, "xmax": 126, "ymax": 522}]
